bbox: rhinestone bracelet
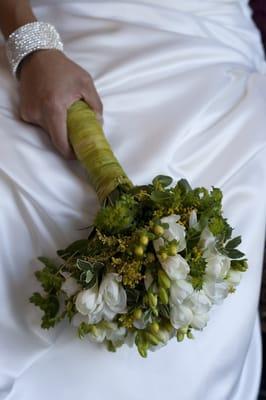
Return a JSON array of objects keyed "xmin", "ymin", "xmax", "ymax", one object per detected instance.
[{"xmin": 6, "ymin": 21, "xmax": 64, "ymax": 78}]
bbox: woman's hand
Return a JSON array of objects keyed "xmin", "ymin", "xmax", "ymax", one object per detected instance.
[{"xmin": 18, "ymin": 49, "xmax": 103, "ymax": 159}]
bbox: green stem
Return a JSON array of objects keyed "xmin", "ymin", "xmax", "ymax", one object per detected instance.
[{"xmin": 67, "ymin": 100, "xmax": 133, "ymax": 204}]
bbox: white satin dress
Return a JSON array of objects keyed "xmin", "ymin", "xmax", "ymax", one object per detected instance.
[{"xmin": 1, "ymin": 1, "xmax": 266, "ymax": 399}]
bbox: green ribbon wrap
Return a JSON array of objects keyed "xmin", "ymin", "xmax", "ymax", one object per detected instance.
[{"xmin": 67, "ymin": 100, "xmax": 133, "ymax": 204}]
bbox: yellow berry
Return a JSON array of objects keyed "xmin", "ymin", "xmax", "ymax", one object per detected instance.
[
  {"xmin": 149, "ymin": 322, "xmax": 160, "ymax": 334},
  {"xmin": 134, "ymin": 246, "xmax": 144, "ymax": 257},
  {"xmin": 168, "ymin": 245, "xmax": 177, "ymax": 256},
  {"xmin": 160, "ymin": 252, "xmax": 168, "ymax": 261},
  {"xmin": 140, "ymin": 234, "xmax": 149, "ymax": 246},
  {"xmin": 153, "ymin": 225, "xmax": 164, "ymax": 236},
  {"xmin": 133, "ymin": 308, "xmax": 143, "ymax": 320}
]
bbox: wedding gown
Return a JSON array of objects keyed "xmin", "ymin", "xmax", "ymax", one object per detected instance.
[{"xmin": 1, "ymin": 1, "xmax": 266, "ymax": 399}]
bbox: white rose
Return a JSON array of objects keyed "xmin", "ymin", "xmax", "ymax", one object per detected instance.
[
  {"xmin": 161, "ymin": 214, "xmax": 186, "ymax": 252},
  {"xmin": 203, "ymin": 278, "xmax": 228, "ymax": 305},
  {"xmin": 170, "ymin": 303, "xmax": 193, "ymax": 329},
  {"xmin": 61, "ymin": 277, "xmax": 81, "ymax": 297},
  {"xmin": 190, "ymin": 312, "xmax": 209, "ymax": 330},
  {"xmin": 205, "ymin": 254, "xmax": 231, "ymax": 280},
  {"xmin": 75, "ymin": 285, "xmax": 100, "ymax": 317},
  {"xmin": 160, "ymin": 254, "xmax": 190, "ymax": 281},
  {"xmin": 98, "ymin": 273, "xmax": 127, "ymax": 321},
  {"xmin": 183, "ymin": 290, "xmax": 212, "ymax": 314},
  {"xmin": 170, "ymin": 279, "xmax": 194, "ymax": 305}
]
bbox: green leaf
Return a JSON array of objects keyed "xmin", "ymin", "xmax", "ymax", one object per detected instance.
[
  {"xmin": 225, "ymin": 236, "xmax": 242, "ymax": 250},
  {"xmin": 158, "ymin": 303, "xmax": 170, "ymax": 319},
  {"xmin": 226, "ymin": 249, "xmax": 245, "ymax": 259},
  {"xmin": 29, "ymin": 292, "xmax": 60, "ymax": 329},
  {"xmin": 37, "ymin": 257, "xmax": 58, "ymax": 273},
  {"xmin": 150, "ymin": 191, "xmax": 171, "ymax": 203},
  {"xmin": 85, "ymin": 269, "xmax": 94, "ymax": 283},
  {"xmin": 77, "ymin": 259, "xmax": 93, "ymax": 271},
  {"xmin": 152, "ymin": 175, "xmax": 173, "ymax": 188},
  {"xmin": 57, "ymin": 239, "xmax": 89, "ymax": 259},
  {"xmin": 35, "ymin": 269, "xmax": 62, "ymax": 292},
  {"xmin": 177, "ymin": 179, "xmax": 192, "ymax": 193}
]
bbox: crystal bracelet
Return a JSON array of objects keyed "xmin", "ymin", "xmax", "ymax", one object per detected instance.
[{"xmin": 6, "ymin": 21, "xmax": 64, "ymax": 78}]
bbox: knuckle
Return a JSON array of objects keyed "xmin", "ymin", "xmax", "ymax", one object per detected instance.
[{"xmin": 42, "ymin": 93, "xmax": 62, "ymax": 113}]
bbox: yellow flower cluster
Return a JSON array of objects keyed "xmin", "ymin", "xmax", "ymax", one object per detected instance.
[
  {"xmin": 118, "ymin": 314, "xmax": 134, "ymax": 329},
  {"xmin": 110, "ymin": 257, "xmax": 144, "ymax": 288}
]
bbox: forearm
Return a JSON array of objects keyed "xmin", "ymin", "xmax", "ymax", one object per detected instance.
[{"xmin": 0, "ymin": 0, "xmax": 37, "ymax": 39}]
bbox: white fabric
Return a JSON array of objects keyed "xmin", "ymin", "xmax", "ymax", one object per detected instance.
[{"xmin": 1, "ymin": 1, "xmax": 266, "ymax": 399}]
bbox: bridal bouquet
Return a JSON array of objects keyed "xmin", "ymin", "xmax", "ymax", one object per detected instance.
[{"xmin": 30, "ymin": 100, "xmax": 248, "ymax": 357}]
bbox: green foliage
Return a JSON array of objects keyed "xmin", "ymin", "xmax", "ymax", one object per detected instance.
[
  {"xmin": 29, "ymin": 293, "xmax": 61, "ymax": 329},
  {"xmin": 94, "ymin": 194, "xmax": 138, "ymax": 234}
]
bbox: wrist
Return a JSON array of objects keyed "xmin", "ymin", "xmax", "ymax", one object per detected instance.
[
  {"xmin": 6, "ymin": 22, "xmax": 64, "ymax": 79},
  {"xmin": 0, "ymin": 0, "xmax": 37, "ymax": 39}
]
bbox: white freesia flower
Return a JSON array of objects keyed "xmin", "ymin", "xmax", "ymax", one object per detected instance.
[
  {"xmin": 75, "ymin": 285, "xmax": 100, "ymax": 317},
  {"xmin": 98, "ymin": 273, "xmax": 127, "ymax": 321},
  {"xmin": 106, "ymin": 325, "xmax": 126, "ymax": 345},
  {"xmin": 170, "ymin": 303, "xmax": 193, "ymax": 329},
  {"xmin": 190, "ymin": 312, "xmax": 209, "ymax": 330},
  {"xmin": 61, "ymin": 276, "xmax": 81, "ymax": 297},
  {"xmin": 161, "ymin": 214, "xmax": 186, "ymax": 252},
  {"xmin": 183, "ymin": 290, "xmax": 212, "ymax": 314},
  {"xmin": 160, "ymin": 254, "xmax": 190, "ymax": 281},
  {"xmin": 170, "ymin": 279, "xmax": 194, "ymax": 305},
  {"xmin": 226, "ymin": 270, "xmax": 242, "ymax": 289},
  {"xmin": 199, "ymin": 226, "xmax": 217, "ymax": 257},
  {"xmin": 203, "ymin": 278, "xmax": 228, "ymax": 305},
  {"xmin": 205, "ymin": 254, "xmax": 231, "ymax": 280}
]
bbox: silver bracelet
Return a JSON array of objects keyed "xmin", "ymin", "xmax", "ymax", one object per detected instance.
[{"xmin": 6, "ymin": 21, "xmax": 64, "ymax": 78}]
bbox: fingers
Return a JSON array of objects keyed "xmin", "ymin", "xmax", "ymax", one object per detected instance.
[
  {"xmin": 46, "ymin": 108, "xmax": 76, "ymax": 160},
  {"xmin": 81, "ymin": 76, "xmax": 103, "ymax": 116}
]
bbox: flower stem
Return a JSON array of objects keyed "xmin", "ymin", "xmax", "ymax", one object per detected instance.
[{"xmin": 67, "ymin": 100, "xmax": 133, "ymax": 204}]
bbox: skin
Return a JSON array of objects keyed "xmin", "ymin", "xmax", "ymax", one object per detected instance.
[{"xmin": 0, "ymin": 0, "xmax": 103, "ymax": 159}]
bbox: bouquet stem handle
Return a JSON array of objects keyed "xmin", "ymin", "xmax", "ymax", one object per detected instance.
[{"xmin": 67, "ymin": 100, "xmax": 133, "ymax": 204}]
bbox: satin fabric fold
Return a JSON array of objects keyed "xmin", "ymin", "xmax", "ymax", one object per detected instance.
[{"xmin": 1, "ymin": 1, "xmax": 266, "ymax": 399}]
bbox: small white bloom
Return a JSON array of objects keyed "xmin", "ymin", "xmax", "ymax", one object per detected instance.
[
  {"xmin": 160, "ymin": 254, "xmax": 190, "ymax": 281},
  {"xmin": 75, "ymin": 285, "xmax": 99, "ymax": 316},
  {"xmin": 170, "ymin": 279, "xmax": 194, "ymax": 305},
  {"xmin": 161, "ymin": 214, "xmax": 186, "ymax": 252},
  {"xmin": 88, "ymin": 325, "xmax": 107, "ymax": 343},
  {"xmin": 226, "ymin": 270, "xmax": 242, "ymax": 289},
  {"xmin": 170, "ymin": 303, "xmax": 193, "ymax": 329},
  {"xmin": 61, "ymin": 277, "xmax": 81, "ymax": 297},
  {"xmin": 190, "ymin": 312, "xmax": 209, "ymax": 330},
  {"xmin": 205, "ymin": 254, "xmax": 231, "ymax": 280},
  {"xmin": 184, "ymin": 290, "xmax": 212, "ymax": 314},
  {"xmin": 189, "ymin": 209, "xmax": 198, "ymax": 229},
  {"xmin": 106, "ymin": 325, "xmax": 126, "ymax": 345},
  {"xmin": 199, "ymin": 226, "xmax": 217, "ymax": 257},
  {"xmin": 203, "ymin": 278, "xmax": 228, "ymax": 305},
  {"xmin": 98, "ymin": 273, "xmax": 127, "ymax": 321},
  {"xmin": 144, "ymin": 270, "xmax": 153, "ymax": 290}
]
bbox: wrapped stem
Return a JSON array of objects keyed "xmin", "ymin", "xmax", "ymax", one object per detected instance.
[{"xmin": 67, "ymin": 100, "xmax": 133, "ymax": 204}]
